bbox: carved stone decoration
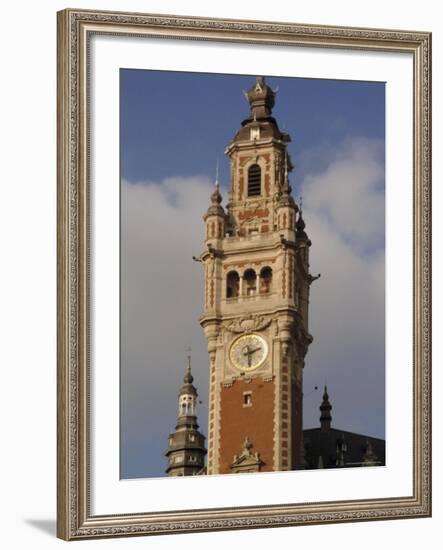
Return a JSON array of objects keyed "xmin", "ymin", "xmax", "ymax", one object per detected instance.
[
  {"xmin": 294, "ymin": 326, "xmax": 314, "ymax": 360},
  {"xmin": 230, "ymin": 437, "xmax": 263, "ymax": 473},
  {"xmin": 223, "ymin": 314, "xmax": 274, "ymax": 334},
  {"xmin": 273, "ymin": 318, "xmax": 279, "ymax": 336}
]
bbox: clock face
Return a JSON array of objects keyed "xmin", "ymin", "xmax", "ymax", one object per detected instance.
[{"xmin": 229, "ymin": 333, "xmax": 268, "ymax": 372}]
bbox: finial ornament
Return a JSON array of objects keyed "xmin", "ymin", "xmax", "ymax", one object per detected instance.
[
  {"xmin": 246, "ymin": 76, "xmax": 276, "ymax": 118},
  {"xmin": 183, "ymin": 364, "xmax": 194, "ymax": 384},
  {"xmin": 183, "ymin": 347, "xmax": 194, "ymax": 384},
  {"xmin": 281, "ymin": 149, "xmax": 292, "ymax": 196},
  {"xmin": 209, "ymin": 163, "xmax": 223, "ymax": 206},
  {"xmin": 210, "ymin": 186, "xmax": 222, "ymax": 205},
  {"xmin": 204, "ymin": 163, "xmax": 225, "ymax": 220},
  {"xmin": 323, "ymin": 385, "xmax": 328, "ymax": 400},
  {"xmin": 255, "ymin": 76, "xmax": 265, "ymax": 91}
]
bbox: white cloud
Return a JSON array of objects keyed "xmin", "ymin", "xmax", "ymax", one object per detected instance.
[
  {"xmin": 121, "ymin": 176, "xmax": 213, "ymax": 476},
  {"xmin": 300, "ymin": 137, "xmax": 385, "ymax": 435},
  {"xmin": 301, "ymin": 137, "xmax": 385, "ymax": 253}
]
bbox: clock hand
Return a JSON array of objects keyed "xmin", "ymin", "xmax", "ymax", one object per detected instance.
[{"xmin": 243, "ymin": 346, "xmax": 261, "ymax": 355}]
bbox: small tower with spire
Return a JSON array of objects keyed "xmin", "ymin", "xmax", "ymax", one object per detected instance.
[
  {"xmin": 202, "ymin": 165, "xmax": 226, "ymax": 315},
  {"xmin": 320, "ymin": 385, "xmax": 332, "ymax": 432},
  {"xmin": 276, "ymin": 150, "xmax": 298, "ymax": 234},
  {"xmin": 303, "ymin": 385, "xmax": 385, "ymax": 469},
  {"xmin": 165, "ymin": 358, "xmax": 207, "ymax": 476},
  {"xmin": 204, "ymin": 162, "xmax": 225, "ymax": 244}
]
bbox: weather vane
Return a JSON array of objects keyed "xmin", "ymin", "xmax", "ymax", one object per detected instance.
[{"xmin": 186, "ymin": 346, "xmax": 192, "ymax": 368}]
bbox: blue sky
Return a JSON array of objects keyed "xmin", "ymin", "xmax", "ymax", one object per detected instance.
[
  {"xmin": 121, "ymin": 70, "xmax": 384, "ymax": 185},
  {"xmin": 120, "ymin": 69, "xmax": 385, "ymax": 479}
]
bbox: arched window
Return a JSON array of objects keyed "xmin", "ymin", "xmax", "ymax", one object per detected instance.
[
  {"xmin": 226, "ymin": 271, "xmax": 240, "ymax": 298},
  {"xmin": 260, "ymin": 266, "xmax": 273, "ymax": 294},
  {"xmin": 243, "ymin": 269, "xmax": 257, "ymax": 296},
  {"xmin": 247, "ymin": 164, "xmax": 261, "ymax": 197},
  {"xmin": 179, "ymin": 395, "xmax": 196, "ymax": 417}
]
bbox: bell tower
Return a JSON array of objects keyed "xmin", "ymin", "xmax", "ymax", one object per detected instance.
[{"xmin": 199, "ymin": 77, "xmax": 315, "ymax": 475}]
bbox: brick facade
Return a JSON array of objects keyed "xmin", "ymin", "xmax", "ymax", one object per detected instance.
[{"xmin": 219, "ymin": 378, "xmax": 275, "ymax": 473}]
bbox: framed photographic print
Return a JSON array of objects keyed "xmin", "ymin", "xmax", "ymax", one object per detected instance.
[{"xmin": 57, "ymin": 8, "xmax": 431, "ymax": 540}]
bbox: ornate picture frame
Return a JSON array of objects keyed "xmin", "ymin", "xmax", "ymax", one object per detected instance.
[{"xmin": 57, "ymin": 8, "xmax": 431, "ymax": 540}]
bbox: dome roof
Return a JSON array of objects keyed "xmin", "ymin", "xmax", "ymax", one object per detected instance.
[
  {"xmin": 231, "ymin": 77, "xmax": 291, "ymax": 144},
  {"xmin": 179, "ymin": 365, "xmax": 198, "ymax": 396}
]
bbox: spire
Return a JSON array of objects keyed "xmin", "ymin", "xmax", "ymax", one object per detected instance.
[
  {"xmin": 210, "ymin": 183, "xmax": 222, "ymax": 206},
  {"xmin": 211, "ymin": 159, "xmax": 222, "ymax": 204},
  {"xmin": 204, "ymin": 163, "xmax": 225, "ymax": 221},
  {"xmin": 320, "ymin": 385, "xmax": 332, "ymax": 432},
  {"xmin": 179, "ymin": 356, "xmax": 197, "ymax": 398},
  {"xmin": 183, "ymin": 361, "xmax": 194, "ymax": 385}
]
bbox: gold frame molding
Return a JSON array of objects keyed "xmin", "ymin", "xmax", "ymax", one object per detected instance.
[{"xmin": 57, "ymin": 8, "xmax": 432, "ymax": 540}]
